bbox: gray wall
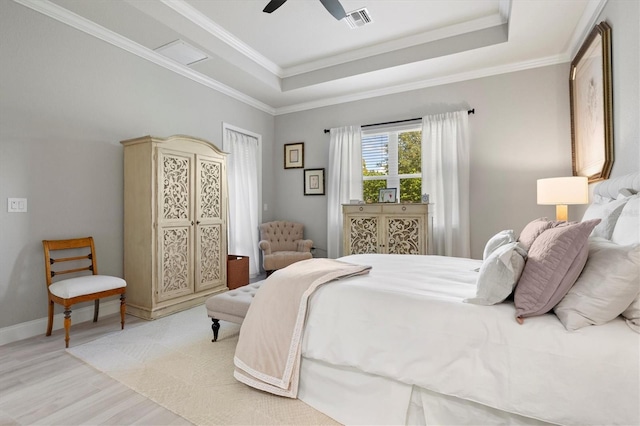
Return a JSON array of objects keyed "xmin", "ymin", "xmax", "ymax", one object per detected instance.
[
  {"xmin": 273, "ymin": 0, "xmax": 639, "ymax": 260},
  {"xmin": 0, "ymin": 1, "xmax": 274, "ymax": 330},
  {"xmin": 597, "ymin": 0, "xmax": 639, "ymax": 176},
  {"xmin": 1, "ymin": 0, "xmax": 637, "ymax": 334},
  {"xmin": 273, "ymin": 65, "xmax": 572, "ymax": 260}
]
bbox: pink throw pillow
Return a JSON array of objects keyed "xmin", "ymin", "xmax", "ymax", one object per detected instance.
[
  {"xmin": 517, "ymin": 218, "xmax": 555, "ymax": 251},
  {"xmin": 514, "ymin": 219, "xmax": 601, "ymax": 321}
]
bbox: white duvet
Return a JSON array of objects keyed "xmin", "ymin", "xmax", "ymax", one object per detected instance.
[{"xmin": 301, "ymin": 254, "xmax": 640, "ymax": 426}]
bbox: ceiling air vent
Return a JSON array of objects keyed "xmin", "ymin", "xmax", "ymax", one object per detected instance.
[
  {"xmin": 154, "ymin": 40, "xmax": 208, "ymax": 66},
  {"xmin": 345, "ymin": 8, "xmax": 372, "ymax": 29}
]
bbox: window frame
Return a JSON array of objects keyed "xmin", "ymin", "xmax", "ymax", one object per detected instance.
[{"xmin": 361, "ymin": 122, "xmax": 422, "ymax": 202}]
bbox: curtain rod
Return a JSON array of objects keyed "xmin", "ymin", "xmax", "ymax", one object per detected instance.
[{"xmin": 323, "ymin": 108, "xmax": 475, "ymax": 134}]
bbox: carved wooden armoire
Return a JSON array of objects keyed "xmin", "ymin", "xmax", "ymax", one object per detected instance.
[{"xmin": 121, "ymin": 135, "xmax": 228, "ymax": 319}]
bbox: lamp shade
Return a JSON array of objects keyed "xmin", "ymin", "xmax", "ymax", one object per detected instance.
[{"xmin": 537, "ymin": 176, "xmax": 589, "ymax": 205}]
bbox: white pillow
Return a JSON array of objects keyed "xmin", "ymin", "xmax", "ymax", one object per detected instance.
[
  {"xmin": 554, "ymin": 238, "xmax": 640, "ymax": 331},
  {"xmin": 592, "ymin": 193, "xmax": 614, "ymax": 204},
  {"xmin": 611, "ymin": 196, "xmax": 640, "ymax": 245},
  {"xmin": 465, "ymin": 242, "xmax": 526, "ymax": 306},
  {"xmin": 483, "ymin": 229, "xmax": 515, "ymax": 260},
  {"xmin": 582, "ymin": 196, "xmax": 629, "ymax": 239},
  {"xmin": 622, "ymin": 297, "xmax": 640, "ymax": 333},
  {"xmin": 618, "ymin": 188, "xmax": 637, "ymax": 198}
]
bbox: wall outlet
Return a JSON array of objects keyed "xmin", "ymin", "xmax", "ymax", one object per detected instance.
[{"xmin": 8, "ymin": 198, "xmax": 27, "ymax": 213}]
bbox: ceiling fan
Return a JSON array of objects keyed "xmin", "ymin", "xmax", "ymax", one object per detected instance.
[{"xmin": 263, "ymin": 0, "xmax": 347, "ymax": 20}]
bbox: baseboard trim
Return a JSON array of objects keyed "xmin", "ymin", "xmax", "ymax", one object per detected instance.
[{"xmin": 0, "ymin": 299, "xmax": 122, "ymax": 346}]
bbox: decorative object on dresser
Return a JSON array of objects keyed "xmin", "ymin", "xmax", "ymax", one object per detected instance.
[
  {"xmin": 570, "ymin": 21, "xmax": 613, "ymax": 183},
  {"xmin": 284, "ymin": 142, "xmax": 304, "ymax": 169},
  {"xmin": 121, "ymin": 135, "xmax": 228, "ymax": 320},
  {"xmin": 378, "ymin": 188, "xmax": 397, "ymax": 203},
  {"xmin": 259, "ymin": 221, "xmax": 313, "ymax": 276},
  {"xmin": 342, "ymin": 203, "xmax": 428, "ymax": 255},
  {"xmin": 42, "ymin": 236, "xmax": 126, "ymax": 347},
  {"xmin": 537, "ymin": 176, "xmax": 589, "ymax": 221}
]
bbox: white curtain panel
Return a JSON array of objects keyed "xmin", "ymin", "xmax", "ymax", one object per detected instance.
[
  {"xmin": 421, "ymin": 110, "xmax": 470, "ymax": 258},
  {"xmin": 225, "ymin": 128, "xmax": 261, "ymax": 276},
  {"xmin": 327, "ymin": 125, "xmax": 363, "ymax": 259}
]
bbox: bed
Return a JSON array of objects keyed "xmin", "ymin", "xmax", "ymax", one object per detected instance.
[{"xmin": 236, "ymin": 172, "xmax": 640, "ymax": 425}]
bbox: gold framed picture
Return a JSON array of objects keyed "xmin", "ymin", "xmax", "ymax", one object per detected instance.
[
  {"xmin": 569, "ymin": 21, "xmax": 613, "ymax": 183},
  {"xmin": 284, "ymin": 142, "xmax": 304, "ymax": 169},
  {"xmin": 304, "ymin": 168, "xmax": 325, "ymax": 195}
]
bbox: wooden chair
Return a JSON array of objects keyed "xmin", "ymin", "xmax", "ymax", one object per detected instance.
[{"xmin": 42, "ymin": 237, "xmax": 126, "ymax": 348}]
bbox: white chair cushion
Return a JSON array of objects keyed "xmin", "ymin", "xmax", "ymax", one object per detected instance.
[{"xmin": 49, "ymin": 275, "xmax": 126, "ymax": 299}]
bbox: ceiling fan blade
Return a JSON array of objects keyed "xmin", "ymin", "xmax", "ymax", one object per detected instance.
[
  {"xmin": 263, "ymin": 0, "xmax": 288, "ymax": 14},
  {"xmin": 319, "ymin": 0, "xmax": 347, "ymax": 20}
]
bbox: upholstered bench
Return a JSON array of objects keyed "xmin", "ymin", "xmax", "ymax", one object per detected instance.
[{"xmin": 205, "ymin": 280, "xmax": 265, "ymax": 342}]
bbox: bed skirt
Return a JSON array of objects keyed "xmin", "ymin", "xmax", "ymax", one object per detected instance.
[{"xmin": 298, "ymin": 357, "xmax": 555, "ymax": 426}]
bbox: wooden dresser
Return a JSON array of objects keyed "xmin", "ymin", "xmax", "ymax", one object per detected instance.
[
  {"xmin": 342, "ymin": 203, "xmax": 428, "ymax": 256},
  {"xmin": 121, "ymin": 135, "xmax": 228, "ymax": 319}
]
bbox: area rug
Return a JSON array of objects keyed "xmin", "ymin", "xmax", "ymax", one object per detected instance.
[{"xmin": 67, "ymin": 305, "xmax": 338, "ymax": 425}]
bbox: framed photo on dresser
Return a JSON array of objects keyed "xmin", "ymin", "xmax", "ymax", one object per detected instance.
[{"xmin": 378, "ymin": 188, "xmax": 397, "ymax": 203}]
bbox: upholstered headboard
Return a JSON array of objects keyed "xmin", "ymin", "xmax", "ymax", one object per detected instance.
[{"xmin": 593, "ymin": 172, "xmax": 640, "ymax": 199}]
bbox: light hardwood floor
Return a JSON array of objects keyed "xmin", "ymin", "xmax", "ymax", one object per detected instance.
[
  {"xmin": 0, "ymin": 313, "xmax": 192, "ymax": 425},
  {"xmin": 1, "ymin": 273, "xmax": 268, "ymax": 425}
]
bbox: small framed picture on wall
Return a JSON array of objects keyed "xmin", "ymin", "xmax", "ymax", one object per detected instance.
[
  {"xmin": 284, "ymin": 142, "xmax": 304, "ymax": 169},
  {"xmin": 304, "ymin": 168, "xmax": 325, "ymax": 195}
]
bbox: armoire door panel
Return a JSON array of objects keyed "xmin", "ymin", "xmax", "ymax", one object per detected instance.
[
  {"xmin": 197, "ymin": 156, "xmax": 223, "ymax": 221},
  {"xmin": 157, "ymin": 225, "xmax": 193, "ymax": 302},
  {"xmin": 159, "ymin": 151, "xmax": 192, "ymax": 222},
  {"xmin": 195, "ymin": 223, "xmax": 223, "ymax": 292}
]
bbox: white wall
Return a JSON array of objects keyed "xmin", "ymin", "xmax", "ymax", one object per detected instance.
[{"xmin": 0, "ymin": 1, "xmax": 274, "ymax": 331}]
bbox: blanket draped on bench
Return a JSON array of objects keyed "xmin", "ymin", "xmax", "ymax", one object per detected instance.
[{"xmin": 234, "ymin": 258, "xmax": 371, "ymax": 398}]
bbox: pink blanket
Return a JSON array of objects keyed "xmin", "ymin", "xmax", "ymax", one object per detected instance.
[{"xmin": 234, "ymin": 258, "xmax": 371, "ymax": 397}]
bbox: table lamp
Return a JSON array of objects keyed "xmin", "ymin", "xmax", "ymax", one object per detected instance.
[{"xmin": 537, "ymin": 176, "xmax": 588, "ymax": 221}]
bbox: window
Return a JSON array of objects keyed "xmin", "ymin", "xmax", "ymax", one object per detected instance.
[{"xmin": 362, "ymin": 125, "xmax": 422, "ymax": 203}]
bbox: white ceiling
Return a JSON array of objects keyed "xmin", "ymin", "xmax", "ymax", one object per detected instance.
[{"xmin": 17, "ymin": 0, "xmax": 604, "ymax": 115}]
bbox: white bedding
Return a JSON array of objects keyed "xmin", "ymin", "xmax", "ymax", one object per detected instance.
[{"xmin": 300, "ymin": 254, "xmax": 640, "ymax": 425}]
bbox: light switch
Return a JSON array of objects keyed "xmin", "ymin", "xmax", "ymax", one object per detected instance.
[{"xmin": 8, "ymin": 198, "xmax": 27, "ymax": 213}]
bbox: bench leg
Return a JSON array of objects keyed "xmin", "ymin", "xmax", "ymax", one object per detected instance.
[{"xmin": 211, "ymin": 318, "xmax": 220, "ymax": 342}]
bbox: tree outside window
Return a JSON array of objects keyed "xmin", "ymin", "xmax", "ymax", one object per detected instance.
[{"xmin": 362, "ymin": 127, "xmax": 422, "ymax": 203}]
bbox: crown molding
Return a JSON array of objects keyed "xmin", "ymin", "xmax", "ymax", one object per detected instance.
[
  {"xmin": 567, "ymin": 0, "xmax": 608, "ymax": 59},
  {"xmin": 274, "ymin": 53, "xmax": 569, "ymax": 115},
  {"xmin": 11, "ymin": 0, "xmax": 605, "ymax": 118},
  {"xmin": 12, "ymin": 0, "xmax": 276, "ymax": 115},
  {"xmin": 160, "ymin": 0, "xmax": 284, "ymax": 77},
  {"xmin": 283, "ymin": 13, "xmax": 507, "ymax": 78}
]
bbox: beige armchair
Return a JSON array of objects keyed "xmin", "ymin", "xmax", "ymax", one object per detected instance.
[{"xmin": 259, "ymin": 221, "xmax": 313, "ymax": 276}]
